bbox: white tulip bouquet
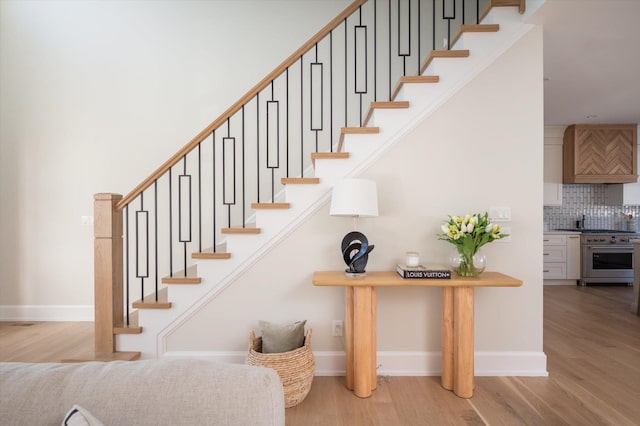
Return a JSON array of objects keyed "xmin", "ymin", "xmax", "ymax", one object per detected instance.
[{"xmin": 437, "ymin": 212, "xmax": 508, "ymax": 276}]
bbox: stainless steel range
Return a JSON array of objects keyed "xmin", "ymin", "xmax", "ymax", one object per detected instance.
[{"xmin": 580, "ymin": 230, "xmax": 640, "ymax": 286}]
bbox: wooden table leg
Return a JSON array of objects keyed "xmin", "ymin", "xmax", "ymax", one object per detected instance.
[
  {"xmin": 441, "ymin": 287, "xmax": 454, "ymax": 390},
  {"xmin": 353, "ymin": 286, "xmax": 373, "ymax": 398},
  {"xmin": 345, "ymin": 287, "xmax": 354, "ymax": 391},
  {"xmin": 371, "ymin": 288, "xmax": 377, "ymax": 391},
  {"xmin": 453, "ymin": 287, "xmax": 474, "ymax": 398}
]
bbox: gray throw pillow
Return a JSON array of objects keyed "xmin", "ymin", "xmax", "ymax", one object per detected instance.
[{"xmin": 259, "ymin": 320, "xmax": 306, "ymax": 353}]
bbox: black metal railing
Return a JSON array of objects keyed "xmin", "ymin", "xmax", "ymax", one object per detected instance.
[{"xmin": 118, "ymin": 0, "xmax": 493, "ymax": 323}]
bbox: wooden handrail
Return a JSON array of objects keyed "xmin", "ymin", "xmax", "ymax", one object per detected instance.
[{"xmin": 116, "ymin": 0, "xmax": 367, "ymax": 210}]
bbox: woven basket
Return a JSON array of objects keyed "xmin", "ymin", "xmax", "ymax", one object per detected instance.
[{"xmin": 246, "ymin": 328, "xmax": 315, "ymax": 408}]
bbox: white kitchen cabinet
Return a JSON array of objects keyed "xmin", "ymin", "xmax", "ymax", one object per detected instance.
[
  {"xmin": 604, "ymin": 184, "xmax": 640, "ymax": 205},
  {"xmin": 544, "ymin": 133, "xmax": 563, "ymax": 206},
  {"xmin": 543, "ymin": 233, "xmax": 581, "ymax": 282},
  {"xmin": 566, "ymin": 234, "xmax": 581, "ymax": 279}
]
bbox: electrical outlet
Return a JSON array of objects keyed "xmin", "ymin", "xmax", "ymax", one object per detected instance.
[{"xmin": 332, "ymin": 320, "xmax": 343, "ymax": 337}]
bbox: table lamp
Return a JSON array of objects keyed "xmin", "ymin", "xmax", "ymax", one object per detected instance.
[{"xmin": 329, "ymin": 178, "xmax": 379, "ymax": 276}]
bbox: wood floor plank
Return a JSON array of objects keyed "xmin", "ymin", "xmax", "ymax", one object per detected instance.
[{"xmin": 0, "ymin": 322, "xmax": 94, "ymax": 362}]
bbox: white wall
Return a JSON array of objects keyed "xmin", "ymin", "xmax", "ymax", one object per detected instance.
[
  {"xmin": 0, "ymin": 0, "xmax": 350, "ymax": 318},
  {"xmin": 166, "ymin": 27, "xmax": 546, "ymax": 374}
]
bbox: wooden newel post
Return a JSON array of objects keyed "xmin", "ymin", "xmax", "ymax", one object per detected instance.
[{"xmin": 94, "ymin": 193, "xmax": 124, "ymax": 354}]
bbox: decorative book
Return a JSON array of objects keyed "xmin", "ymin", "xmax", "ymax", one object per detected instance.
[{"xmin": 396, "ymin": 264, "xmax": 451, "ymax": 279}]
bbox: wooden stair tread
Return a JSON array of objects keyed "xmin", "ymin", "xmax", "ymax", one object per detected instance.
[
  {"xmin": 114, "ymin": 325, "xmax": 142, "ymax": 334},
  {"xmin": 338, "ymin": 127, "xmax": 380, "ymax": 151},
  {"xmin": 62, "ymin": 352, "xmax": 141, "ymax": 363},
  {"xmin": 132, "ymin": 287, "xmax": 171, "ymax": 309},
  {"xmin": 391, "ymin": 76, "xmax": 440, "ymax": 102},
  {"xmin": 251, "ymin": 202, "xmax": 290, "ymax": 209},
  {"xmin": 459, "ymin": 24, "xmax": 500, "ymax": 33},
  {"xmin": 281, "ymin": 177, "xmax": 320, "ymax": 185},
  {"xmin": 114, "ymin": 310, "xmax": 142, "ymax": 334},
  {"xmin": 162, "ymin": 265, "xmax": 201, "ymax": 284},
  {"xmin": 450, "ymin": 24, "xmax": 499, "ymax": 50},
  {"xmin": 371, "ymin": 101, "xmax": 410, "ymax": 109},
  {"xmin": 341, "ymin": 126, "xmax": 380, "ymax": 134},
  {"xmin": 399, "ymin": 75, "xmax": 440, "ymax": 84},
  {"xmin": 364, "ymin": 102, "xmax": 409, "ymax": 126},
  {"xmin": 419, "ymin": 49, "xmax": 470, "ymax": 75},
  {"xmin": 221, "ymin": 227, "xmax": 261, "ymax": 234},
  {"xmin": 192, "ymin": 250, "xmax": 231, "ymax": 260},
  {"xmin": 488, "ymin": 0, "xmax": 524, "ymax": 11},
  {"xmin": 311, "ymin": 152, "xmax": 349, "ymax": 164},
  {"xmin": 479, "ymin": 0, "xmax": 525, "ymax": 22}
]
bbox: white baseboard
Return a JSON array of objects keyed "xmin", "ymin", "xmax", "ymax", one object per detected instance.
[
  {"xmin": 0, "ymin": 305, "xmax": 94, "ymax": 322},
  {"xmin": 162, "ymin": 350, "xmax": 548, "ymax": 377}
]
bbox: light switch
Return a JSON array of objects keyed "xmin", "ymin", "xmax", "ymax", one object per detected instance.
[{"xmin": 489, "ymin": 206, "xmax": 511, "ymax": 222}]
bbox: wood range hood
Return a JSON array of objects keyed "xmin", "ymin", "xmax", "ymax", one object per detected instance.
[{"xmin": 563, "ymin": 124, "xmax": 639, "ymax": 184}]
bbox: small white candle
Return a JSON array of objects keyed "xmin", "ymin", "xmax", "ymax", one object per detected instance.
[{"xmin": 406, "ymin": 251, "xmax": 419, "ymax": 267}]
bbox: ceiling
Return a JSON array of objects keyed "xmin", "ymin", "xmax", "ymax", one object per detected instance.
[{"xmin": 527, "ymin": 0, "xmax": 640, "ymax": 126}]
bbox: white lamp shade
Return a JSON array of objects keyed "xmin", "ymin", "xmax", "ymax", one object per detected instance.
[{"xmin": 329, "ymin": 178, "xmax": 379, "ymax": 217}]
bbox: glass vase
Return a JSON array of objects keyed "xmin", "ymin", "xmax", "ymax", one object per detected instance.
[{"xmin": 450, "ymin": 248, "xmax": 486, "ymax": 277}]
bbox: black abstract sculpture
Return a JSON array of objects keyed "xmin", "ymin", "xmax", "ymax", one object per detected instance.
[{"xmin": 341, "ymin": 231, "xmax": 375, "ymax": 276}]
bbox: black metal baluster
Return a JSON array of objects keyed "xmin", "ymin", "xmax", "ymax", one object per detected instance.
[
  {"xmin": 388, "ymin": 0, "xmax": 392, "ymax": 100},
  {"xmin": 168, "ymin": 167, "xmax": 173, "ymax": 276},
  {"xmin": 374, "ymin": 0, "xmax": 377, "ymax": 101},
  {"xmin": 398, "ymin": 0, "xmax": 411, "ymax": 76},
  {"xmin": 136, "ymin": 195, "xmax": 142, "ymax": 302},
  {"xmin": 223, "ymin": 120, "xmax": 235, "ymax": 228},
  {"xmin": 310, "ymin": 45, "xmax": 323, "ymax": 152},
  {"xmin": 198, "ymin": 143, "xmax": 202, "ymax": 253},
  {"xmin": 179, "ymin": 156, "xmax": 191, "ymax": 274},
  {"xmin": 463, "ymin": 0, "xmax": 466, "ymax": 24},
  {"xmin": 256, "ymin": 94, "xmax": 260, "ymax": 208},
  {"xmin": 286, "ymin": 68, "xmax": 290, "ymax": 174},
  {"xmin": 330, "ymin": 32, "xmax": 334, "ymax": 151},
  {"xmin": 355, "ymin": 7, "xmax": 367, "ymax": 125},
  {"xmin": 300, "ymin": 55, "xmax": 304, "ymax": 174},
  {"xmin": 418, "ymin": 0, "xmax": 422, "ymax": 75},
  {"xmin": 125, "ymin": 205, "xmax": 130, "ymax": 326},
  {"xmin": 154, "ymin": 180, "xmax": 158, "ymax": 298},
  {"xmin": 432, "ymin": 0, "xmax": 436, "ymax": 50},
  {"xmin": 136, "ymin": 193, "xmax": 149, "ymax": 302},
  {"xmin": 212, "ymin": 131, "xmax": 216, "ymax": 252},
  {"xmin": 242, "ymin": 107, "xmax": 245, "ymax": 226},
  {"xmin": 345, "ymin": 17, "xmax": 348, "ymax": 126},
  {"xmin": 443, "ymin": 0, "xmax": 455, "ymax": 50},
  {"xmin": 267, "ymin": 80, "xmax": 280, "ymax": 201}
]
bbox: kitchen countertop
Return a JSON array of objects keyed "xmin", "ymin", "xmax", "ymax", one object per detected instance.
[{"xmin": 544, "ymin": 230, "xmax": 582, "ymax": 235}]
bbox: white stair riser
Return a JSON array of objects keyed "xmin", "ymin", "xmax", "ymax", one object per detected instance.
[{"xmin": 482, "ymin": 7, "xmax": 524, "ymax": 25}]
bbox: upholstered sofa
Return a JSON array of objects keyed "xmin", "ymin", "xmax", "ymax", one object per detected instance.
[{"xmin": 0, "ymin": 358, "xmax": 285, "ymax": 425}]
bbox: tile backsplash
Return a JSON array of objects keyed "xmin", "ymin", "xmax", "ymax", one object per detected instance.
[{"xmin": 544, "ymin": 184, "xmax": 640, "ymax": 231}]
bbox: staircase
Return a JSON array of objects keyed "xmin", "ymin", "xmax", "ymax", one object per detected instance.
[{"xmin": 93, "ymin": 0, "xmax": 541, "ymax": 359}]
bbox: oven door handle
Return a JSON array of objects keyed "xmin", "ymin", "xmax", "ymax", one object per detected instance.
[{"xmin": 587, "ymin": 245, "xmax": 633, "ymax": 250}]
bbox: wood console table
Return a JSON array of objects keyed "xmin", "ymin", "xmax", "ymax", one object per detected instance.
[{"xmin": 313, "ymin": 271, "xmax": 522, "ymax": 398}]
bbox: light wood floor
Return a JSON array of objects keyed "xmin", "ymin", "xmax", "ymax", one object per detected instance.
[{"xmin": 1, "ymin": 286, "xmax": 639, "ymax": 425}]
